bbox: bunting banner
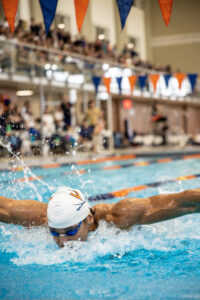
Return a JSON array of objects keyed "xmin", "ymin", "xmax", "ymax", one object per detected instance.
[
  {"xmin": 187, "ymin": 73, "xmax": 198, "ymax": 93},
  {"xmin": 116, "ymin": 0, "xmax": 134, "ymax": 29},
  {"xmin": 128, "ymin": 75, "xmax": 137, "ymax": 92},
  {"xmin": 74, "ymin": 0, "xmax": 90, "ymax": 33},
  {"xmin": 1, "ymin": 0, "xmax": 19, "ymax": 33},
  {"xmin": 163, "ymin": 74, "xmax": 171, "ymax": 88},
  {"xmin": 149, "ymin": 74, "xmax": 160, "ymax": 92},
  {"xmin": 103, "ymin": 77, "xmax": 111, "ymax": 94},
  {"xmin": 39, "ymin": 0, "xmax": 58, "ymax": 33},
  {"xmin": 138, "ymin": 75, "xmax": 147, "ymax": 90},
  {"xmin": 92, "ymin": 76, "xmax": 101, "ymax": 94},
  {"xmin": 174, "ymin": 73, "xmax": 186, "ymax": 89},
  {"xmin": 116, "ymin": 77, "xmax": 123, "ymax": 94},
  {"xmin": 158, "ymin": 0, "xmax": 173, "ymax": 27}
]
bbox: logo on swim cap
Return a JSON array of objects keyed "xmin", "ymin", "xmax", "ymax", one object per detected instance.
[{"xmin": 47, "ymin": 187, "xmax": 90, "ymax": 228}]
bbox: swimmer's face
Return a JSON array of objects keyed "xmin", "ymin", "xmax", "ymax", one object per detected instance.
[{"xmin": 50, "ymin": 214, "xmax": 94, "ymax": 248}]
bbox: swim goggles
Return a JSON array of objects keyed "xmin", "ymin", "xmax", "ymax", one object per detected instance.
[{"xmin": 49, "ymin": 221, "xmax": 82, "ymax": 237}]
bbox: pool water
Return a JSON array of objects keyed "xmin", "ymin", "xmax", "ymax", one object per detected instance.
[{"xmin": 0, "ymin": 156, "xmax": 200, "ymax": 299}]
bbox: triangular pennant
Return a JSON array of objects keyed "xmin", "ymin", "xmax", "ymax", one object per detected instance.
[
  {"xmin": 163, "ymin": 74, "xmax": 172, "ymax": 88},
  {"xmin": 158, "ymin": 0, "xmax": 173, "ymax": 26},
  {"xmin": 74, "ymin": 0, "xmax": 90, "ymax": 33},
  {"xmin": 116, "ymin": 77, "xmax": 123, "ymax": 94},
  {"xmin": 149, "ymin": 74, "xmax": 160, "ymax": 92},
  {"xmin": 92, "ymin": 76, "xmax": 101, "ymax": 94},
  {"xmin": 103, "ymin": 77, "xmax": 111, "ymax": 94},
  {"xmin": 128, "ymin": 75, "xmax": 137, "ymax": 92},
  {"xmin": 187, "ymin": 73, "xmax": 198, "ymax": 93},
  {"xmin": 174, "ymin": 73, "xmax": 186, "ymax": 89},
  {"xmin": 138, "ymin": 75, "xmax": 147, "ymax": 90},
  {"xmin": 1, "ymin": 0, "xmax": 19, "ymax": 32},
  {"xmin": 116, "ymin": 0, "xmax": 134, "ymax": 29},
  {"xmin": 39, "ymin": 0, "xmax": 58, "ymax": 34}
]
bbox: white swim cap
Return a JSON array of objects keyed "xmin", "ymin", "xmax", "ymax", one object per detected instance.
[{"xmin": 47, "ymin": 187, "xmax": 90, "ymax": 228}]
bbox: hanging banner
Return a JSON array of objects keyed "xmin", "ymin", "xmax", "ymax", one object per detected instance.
[
  {"xmin": 74, "ymin": 0, "xmax": 90, "ymax": 33},
  {"xmin": 163, "ymin": 74, "xmax": 171, "ymax": 88},
  {"xmin": 116, "ymin": 0, "xmax": 134, "ymax": 29},
  {"xmin": 158, "ymin": 0, "xmax": 173, "ymax": 26},
  {"xmin": 116, "ymin": 77, "xmax": 123, "ymax": 94},
  {"xmin": 92, "ymin": 76, "xmax": 101, "ymax": 94},
  {"xmin": 1, "ymin": 0, "xmax": 19, "ymax": 32},
  {"xmin": 138, "ymin": 75, "xmax": 147, "ymax": 90},
  {"xmin": 149, "ymin": 74, "xmax": 160, "ymax": 92},
  {"xmin": 128, "ymin": 75, "xmax": 137, "ymax": 92},
  {"xmin": 39, "ymin": 0, "xmax": 58, "ymax": 33},
  {"xmin": 187, "ymin": 73, "xmax": 198, "ymax": 93},
  {"xmin": 174, "ymin": 73, "xmax": 186, "ymax": 89},
  {"xmin": 103, "ymin": 77, "xmax": 111, "ymax": 94}
]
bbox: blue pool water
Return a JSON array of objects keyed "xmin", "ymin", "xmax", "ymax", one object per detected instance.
[{"xmin": 0, "ymin": 155, "xmax": 200, "ymax": 299}]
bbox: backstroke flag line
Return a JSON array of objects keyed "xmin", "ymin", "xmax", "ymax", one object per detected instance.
[
  {"xmin": 39, "ymin": 0, "xmax": 58, "ymax": 33},
  {"xmin": 116, "ymin": 0, "xmax": 134, "ymax": 29},
  {"xmin": 1, "ymin": 0, "xmax": 19, "ymax": 33},
  {"xmin": 74, "ymin": 0, "xmax": 90, "ymax": 33},
  {"xmin": 158, "ymin": 0, "xmax": 173, "ymax": 26}
]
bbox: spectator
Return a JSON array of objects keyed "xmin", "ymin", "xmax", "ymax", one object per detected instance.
[
  {"xmin": 61, "ymin": 95, "xmax": 71, "ymax": 130},
  {"xmin": 54, "ymin": 104, "xmax": 64, "ymax": 133},
  {"xmin": 42, "ymin": 106, "xmax": 55, "ymax": 139},
  {"xmin": 85, "ymin": 99, "xmax": 102, "ymax": 134}
]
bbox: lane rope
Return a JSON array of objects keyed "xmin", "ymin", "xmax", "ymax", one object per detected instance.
[
  {"xmin": 0, "ymin": 154, "xmax": 200, "ymax": 186},
  {"xmin": 88, "ymin": 173, "xmax": 200, "ymax": 201}
]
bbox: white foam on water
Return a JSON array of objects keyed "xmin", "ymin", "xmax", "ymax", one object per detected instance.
[{"xmin": 1, "ymin": 214, "xmax": 200, "ymax": 266}]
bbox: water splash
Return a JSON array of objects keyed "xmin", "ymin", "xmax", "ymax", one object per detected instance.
[
  {"xmin": 0, "ymin": 139, "xmax": 53, "ymax": 201},
  {"xmin": 1, "ymin": 214, "xmax": 200, "ymax": 267}
]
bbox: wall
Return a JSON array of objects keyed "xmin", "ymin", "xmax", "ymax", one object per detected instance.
[
  {"xmin": 112, "ymin": 97, "xmax": 200, "ymax": 136},
  {"xmin": 90, "ymin": 0, "xmax": 116, "ymax": 45},
  {"xmin": 126, "ymin": 7, "xmax": 147, "ymax": 60},
  {"xmin": 145, "ymin": 0, "xmax": 200, "ymax": 72}
]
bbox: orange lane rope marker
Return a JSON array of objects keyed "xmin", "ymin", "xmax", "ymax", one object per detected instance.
[
  {"xmin": 14, "ymin": 176, "xmax": 42, "ymax": 183},
  {"xmin": 76, "ymin": 154, "xmax": 136, "ymax": 165}
]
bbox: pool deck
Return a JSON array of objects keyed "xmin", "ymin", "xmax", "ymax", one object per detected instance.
[{"xmin": 0, "ymin": 145, "xmax": 200, "ymax": 170}]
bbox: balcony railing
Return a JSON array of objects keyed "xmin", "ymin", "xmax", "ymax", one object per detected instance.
[{"xmin": 0, "ymin": 39, "xmax": 199, "ymax": 101}]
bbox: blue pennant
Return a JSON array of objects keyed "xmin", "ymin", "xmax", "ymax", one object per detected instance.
[
  {"xmin": 92, "ymin": 76, "xmax": 101, "ymax": 94},
  {"xmin": 39, "ymin": 0, "xmax": 58, "ymax": 34},
  {"xmin": 163, "ymin": 74, "xmax": 172, "ymax": 88},
  {"xmin": 138, "ymin": 75, "xmax": 147, "ymax": 90},
  {"xmin": 116, "ymin": 0, "xmax": 134, "ymax": 29},
  {"xmin": 187, "ymin": 73, "xmax": 198, "ymax": 93},
  {"xmin": 116, "ymin": 77, "xmax": 123, "ymax": 94}
]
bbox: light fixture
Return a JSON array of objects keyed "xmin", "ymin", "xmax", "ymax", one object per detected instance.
[
  {"xmin": 16, "ymin": 90, "xmax": 33, "ymax": 96},
  {"xmin": 44, "ymin": 64, "xmax": 51, "ymax": 70},
  {"xmin": 102, "ymin": 63, "xmax": 109, "ymax": 71},
  {"xmin": 98, "ymin": 34, "xmax": 105, "ymax": 40},
  {"xmin": 127, "ymin": 43, "xmax": 134, "ymax": 49},
  {"xmin": 52, "ymin": 64, "xmax": 57, "ymax": 71},
  {"xmin": 57, "ymin": 23, "xmax": 65, "ymax": 30}
]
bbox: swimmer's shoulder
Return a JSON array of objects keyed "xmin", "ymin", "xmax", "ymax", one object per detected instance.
[{"xmin": 92, "ymin": 203, "xmax": 113, "ymax": 224}]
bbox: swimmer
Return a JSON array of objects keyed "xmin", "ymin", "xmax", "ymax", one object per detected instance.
[{"xmin": 0, "ymin": 187, "xmax": 200, "ymax": 247}]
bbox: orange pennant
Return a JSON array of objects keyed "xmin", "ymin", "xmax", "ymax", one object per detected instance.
[
  {"xmin": 158, "ymin": 0, "xmax": 173, "ymax": 27},
  {"xmin": 128, "ymin": 75, "xmax": 137, "ymax": 92},
  {"xmin": 103, "ymin": 77, "xmax": 111, "ymax": 94},
  {"xmin": 174, "ymin": 73, "xmax": 186, "ymax": 89},
  {"xmin": 149, "ymin": 74, "xmax": 160, "ymax": 92},
  {"xmin": 74, "ymin": 0, "xmax": 90, "ymax": 33},
  {"xmin": 1, "ymin": 0, "xmax": 19, "ymax": 32}
]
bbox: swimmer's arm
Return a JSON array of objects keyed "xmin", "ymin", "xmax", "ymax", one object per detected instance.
[
  {"xmin": 106, "ymin": 189, "xmax": 200, "ymax": 229},
  {"xmin": 0, "ymin": 196, "xmax": 48, "ymax": 227}
]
